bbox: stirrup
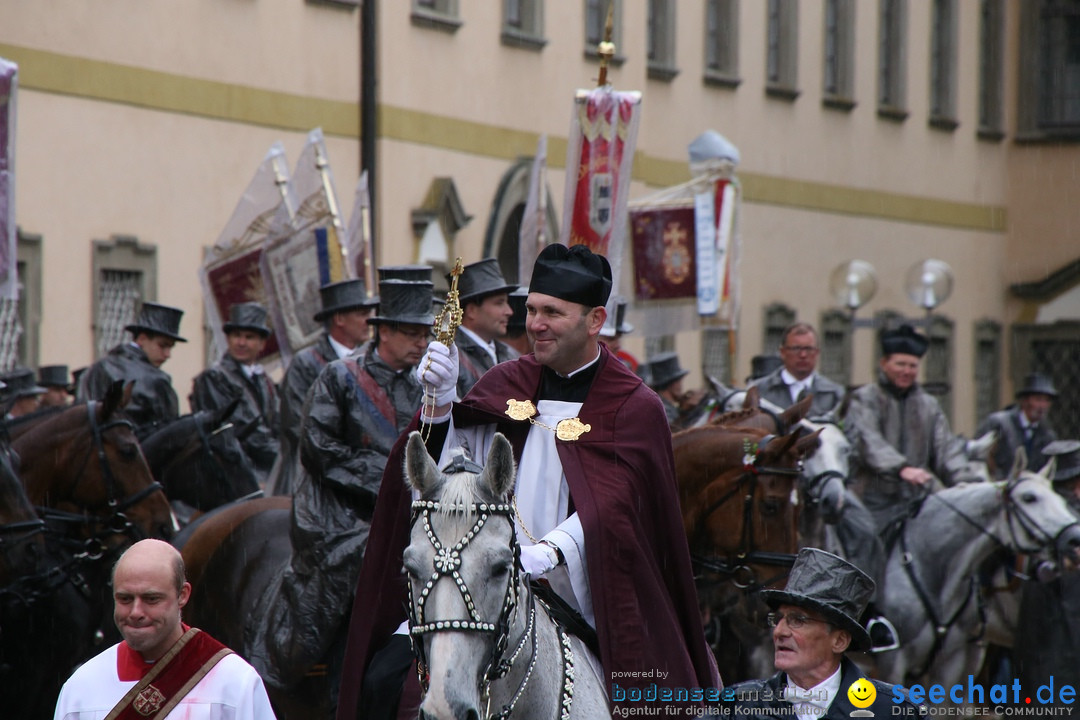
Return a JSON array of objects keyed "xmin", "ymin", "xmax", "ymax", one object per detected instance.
[{"xmin": 866, "ymin": 615, "xmax": 900, "ymax": 653}]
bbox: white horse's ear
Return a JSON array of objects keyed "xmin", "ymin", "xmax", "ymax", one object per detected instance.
[
  {"xmin": 1010, "ymin": 446, "xmax": 1028, "ymax": 482},
  {"xmin": 405, "ymin": 431, "xmax": 440, "ymax": 493},
  {"xmin": 482, "ymin": 433, "xmax": 516, "ymax": 499},
  {"xmin": 1038, "ymin": 456, "xmax": 1057, "ymax": 484},
  {"xmin": 968, "ymin": 429, "xmax": 997, "ymax": 460}
]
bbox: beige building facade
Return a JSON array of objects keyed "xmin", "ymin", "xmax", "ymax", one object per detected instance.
[{"xmin": 2, "ymin": 0, "xmax": 1078, "ymax": 435}]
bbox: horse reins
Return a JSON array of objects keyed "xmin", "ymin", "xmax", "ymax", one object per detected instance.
[{"xmin": 408, "ymin": 497, "xmax": 577, "ymax": 720}]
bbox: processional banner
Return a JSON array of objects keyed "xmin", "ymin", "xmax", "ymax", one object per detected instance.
[
  {"xmin": 260, "ymin": 128, "xmax": 349, "ymax": 364},
  {"xmin": 518, "ymin": 134, "xmax": 548, "ymax": 285},
  {"xmin": 344, "ymin": 170, "xmax": 375, "ymax": 295},
  {"xmin": 198, "ymin": 142, "xmax": 291, "ymax": 362},
  {"xmin": 561, "ymin": 86, "xmax": 641, "ymax": 313}
]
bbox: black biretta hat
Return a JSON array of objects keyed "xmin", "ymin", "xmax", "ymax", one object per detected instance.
[
  {"xmin": 880, "ymin": 324, "xmax": 928, "ymax": 358},
  {"xmin": 528, "ymin": 244, "xmax": 612, "ymax": 308}
]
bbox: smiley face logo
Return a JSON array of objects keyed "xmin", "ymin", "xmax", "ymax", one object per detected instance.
[{"xmin": 847, "ymin": 678, "xmax": 876, "ymax": 709}]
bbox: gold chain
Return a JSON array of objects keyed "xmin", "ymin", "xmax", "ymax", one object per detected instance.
[{"xmin": 511, "ymin": 494, "xmax": 540, "ymax": 544}]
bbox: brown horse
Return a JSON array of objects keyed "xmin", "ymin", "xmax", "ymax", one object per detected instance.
[
  {"xmin": 673, "ymin": 422, "xmax": 820, "ymax": 683},
  {"xmin": 4, "ymin": 380, "xmax": 175, "ymax": 720},
  {"xmin": 178, "ymin": 495, "xmax": 329, "ymax": 720}
]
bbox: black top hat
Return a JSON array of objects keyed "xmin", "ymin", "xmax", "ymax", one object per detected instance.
[
  {"xmin": 529, "ymin": 244, "xmax": 612, "ymax": 308},
  {"xmin": 1042, "ymin": 440, "xmax": 1080, "ymax": 483},
  {"xmin": 0, "ymin": 367, "xmax": 47, "ymax": 401},
  {"xmin": 507, "ymin": 287, "xmax": 528, "ymax": 334},
  {"xmin": 38, "ymin": 364, "xmax": 71, "ymax": 389},
  {"xmin": 1017, "ymin": 372, "xmax": 1058, "ymax": 399},
  {"xmin": 125, "ymin": 302, "xmax": 187, "ymax": 343},
  {"xmin": 749, "ymin": 354, "xmax": 784, "ymax": 382},
  {"xmin": 368, "ymin": 280, "xmax": 436, "ymax": 327},
  {"xmin": 453, "ymin": 258, "xmax": 517, "ymax": 305},
  {"xmin": 378, "ymin": 265, "xmax": 434, "ymax": 283},
  {"xmin": 600, "ymin": 298, "xmax": 634, "ymax": 338},
  {"xmin": 761, "ymin": 547, "xmax": 874, "ymax": 652},
  {"xmin": 314, "ymin": 279, "xmax": 377, "ymax": 322},
  {"xmin": 880, "ymin": 324, "xmax": 928, "ymax": 358},
  {"xmin": 644, "ymin": 352, "xmax": 689, "ymax": 391},
  {"xmin": 223, "ymin": 302, "xmax": 273, "ymax": 338}
]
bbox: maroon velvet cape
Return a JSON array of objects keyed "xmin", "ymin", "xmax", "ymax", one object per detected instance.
[{"xmin": 335, "ymin": 346, "xmax": 720, "ymax": 719}]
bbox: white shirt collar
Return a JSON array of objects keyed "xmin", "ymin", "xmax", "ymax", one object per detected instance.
[
  {"xmin": 560, "ymin": 347, "xmax": 602, "ymax": 379},
  {"xmin": 328, "ymin": 334, "xmax": 356, "ymax": 360},
  {"xmin": 240, "ymin": 362, "xmax": 264, "ymax": 379},
  {"xmin": 785, "ymin": 664, "xmax": 842, "ymax": 718},
  {"xmin": 459, "ymin": 325, "xmax": 498, "ymax": 364}
]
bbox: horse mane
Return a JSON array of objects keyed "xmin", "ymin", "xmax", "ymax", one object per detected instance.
[
  {"xmin": 425, "ymin": 468, "xmax": 506, "ymax": 537},
  {"xmin": 709, "ymin": 406, "xmax": 757, "ymax": 427}
]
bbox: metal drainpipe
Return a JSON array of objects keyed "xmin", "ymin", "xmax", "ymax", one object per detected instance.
[{"xmin": 361, "ymin": 0, "xmax": 377, "ymax": 270}]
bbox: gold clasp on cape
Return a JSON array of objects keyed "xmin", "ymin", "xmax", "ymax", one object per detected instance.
[{"xmin": 505, "ymin": 399, "xmax": 537, "ymax": 421}]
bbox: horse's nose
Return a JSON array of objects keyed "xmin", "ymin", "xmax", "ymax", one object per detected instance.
[{"xmin": 1056, "ymin": 524, "xmax": 1080, "ymax": 559}]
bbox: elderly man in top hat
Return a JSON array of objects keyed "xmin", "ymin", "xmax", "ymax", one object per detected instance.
[
  {"xmin": 78, "ymin": 302, "xmax": 186, "ymax": 439},
  {"xmin": 724, "ymin": 548, "xmax": 923, "ymax": 719},
  {"xmin": 191, "ymin": 302, "xmax": 280, "ymax": 485},
  {"xmin": 451, "ymin": 257, "xmax": 519, "ymax": 398},
  {"xmin": 750, "ymin": 322, "xmax": 845, "ymax": 418},
  {"xmin": 336, "ymin": 243, "xmax": 718, "ymax": 719},
  {"xmin": 977, "ymin": 372, "xmax": 1059, "ymax": 480},
  {"xmin": 38, "ymin": 365, "xmax": 73, "ymax": 408},
  {"xmin": 0, "ymin": 367, "xmax": 46, "ymax": 418},
  {"xmin": 845, "ymin": 324, "xmax": 969, "ymax": 530},
  {"xmin": 1013, "ymin": 440, "xmax": 1080, "ymax": 699},
  {"xmin": 245, "ymin": 275, "xmax": 435, "ymax": 702},
  {"xmin": 272, "ymin": 278, "xmax": 377, "ymax": 496},
  {"xmin": 598, "ymin": 297, "xmax": 640, "ymax": 371}
]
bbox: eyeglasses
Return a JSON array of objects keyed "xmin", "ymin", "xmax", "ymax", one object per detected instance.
[
  {"xmin": 782, "ymin": 346, "xmax": 819, "ymax": 355},
  {"xmin": 766, "ymin": 612, "xmax": 829, "ymax": 630}
]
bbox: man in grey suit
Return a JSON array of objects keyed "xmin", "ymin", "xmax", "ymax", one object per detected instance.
[
  {"xmin": 977, "ymin": 372, "xmax": 1058, "ymax": 479},
  {"xmin": 750, "ymin": 322, "xmax": 845, "ymax": 418},
  {"xmin": 451, "ymin": 258, "xmax": 519, "ymax": 399}
]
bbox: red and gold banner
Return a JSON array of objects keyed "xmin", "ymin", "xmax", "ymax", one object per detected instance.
[
  {"xmin": 631, "ymin": 206, "xmax": 697, "ymax": 301},
  {"xmin": 561, "ymin": 86, "xmax": 641, "ymax": 298}
]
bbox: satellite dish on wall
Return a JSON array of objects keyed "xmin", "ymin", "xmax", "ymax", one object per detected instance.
[
  {"xmin": 829, "ymin": 260, "xmax": 878, "ymax": 311},
  {"xmin": 904, "ymin": 259, "xmax": 954, "ymax": 311}
]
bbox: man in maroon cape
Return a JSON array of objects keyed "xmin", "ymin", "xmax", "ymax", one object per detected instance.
[{"xmin": 336, "ymin": 245, "xmax": 720, "ymax": 719}]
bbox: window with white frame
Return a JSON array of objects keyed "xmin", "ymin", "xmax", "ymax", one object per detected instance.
[
  {"xmin": 766, "ymin": 0, "xmax": 799, "ymax": 99},
  {"xmin": 878, "ymin": 0, "xmax": 908, "ymax": 119},
  {"xmin": 1018, "ymin": 0, "xmax": 1080, "ymax": 138},
  {"xmin": 647, "ymin": 0, "xmax": 678, "ymax": 81},
  {"xmin": 705, "ymin": 0, "xmax": 740, "ymax": 87},
  {"xmin": 503, "ymin": 0, "xmax": 545, "ymax": 50},
  {"xmin": 823, "ymin": 0, "xmax": 856, "ymax": 109},
  {"xmin": 978, "ymin": 0, "xmax": 1005, "ymax": 139},
  {"xmin": 929, "ymin": 0, "xmax": 958, "ymax": 129},
  {"xmin": 92, "ymin": 235, "xmax": 157, "ymax": 359}
]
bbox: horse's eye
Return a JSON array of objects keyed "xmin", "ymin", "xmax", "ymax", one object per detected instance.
[
  {"xmin": 1021, "ymin": 492, "xmax": 1038, "ymax": 504},
  {"xmin": 761, "ymin": 500, "xmax": 780, "ymax": 517},
  {"xmin": 118, "ymin": 443, "xmax": 138, "ymax": 460},
  {"xmin": 491, "ymin": 561, "xmax": 511, "ymax": 579}
]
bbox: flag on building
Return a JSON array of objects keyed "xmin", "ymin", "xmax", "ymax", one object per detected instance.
[
  {"xmin": 261, "ymin": 128, "xmax": 349, "ymax": 363},
  {"xmin": 198, "ymin": 141, "xmax": 292, "ymax": 361},
  {"xmin": 561, "ymin": 86, "xmax": 642, "ymax": 317}
]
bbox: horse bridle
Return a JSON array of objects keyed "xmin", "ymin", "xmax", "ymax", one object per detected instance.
[
  {"xmin": 691, "ymin": 435, "xmax": 803, "ymax": 589},
  {"xmin": 407, "ymin": 497, "xmax": 576, "ymax": 720},
  {"xmin": 165, "ymin": 417, "xmax": 235, "ymax": 487}
]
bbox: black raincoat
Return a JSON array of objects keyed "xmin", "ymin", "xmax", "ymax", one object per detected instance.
[
  {"xmin": 272, "ymin": 334, "xmax": 337, "ymax": 496},
  {"xmin": 77, "ymin": 343, "xmax": 179, "ymax": 439}
]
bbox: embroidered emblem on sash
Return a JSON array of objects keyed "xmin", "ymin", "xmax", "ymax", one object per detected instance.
[{"xmin": 133, "ymin": 685, "xmax": 166, "ymax": 716}]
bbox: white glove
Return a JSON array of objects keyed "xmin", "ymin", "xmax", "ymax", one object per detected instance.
[
  {"xmin": 415, "ymin": 341, "xmax": 459, "ymax": 406},
  {"xmin": 519, "ymin": 543, "xmax": 560, "ymax": 577}
]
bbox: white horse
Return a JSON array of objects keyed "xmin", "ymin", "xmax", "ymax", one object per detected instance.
[
  {"xmin": 874, "ymin": 452, "xmax": 1080, "ymax": 687},
  {"xmin": 402, "ymin": 431, "xmax": 608, "ymax": 720}
]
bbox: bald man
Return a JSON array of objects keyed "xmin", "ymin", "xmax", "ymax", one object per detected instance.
[{"xmin": 53, "ymin": 539, "xmax": 276, "ymax": 720}]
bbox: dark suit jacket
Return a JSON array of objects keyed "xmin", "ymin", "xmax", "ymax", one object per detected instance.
[
  {"xmin": 454, "ymin": 327, "xmax": 519, "ymax": 399},
  {"xmin": 977, "ymin": 406, "xmax": 1057, "ymax": 479}
]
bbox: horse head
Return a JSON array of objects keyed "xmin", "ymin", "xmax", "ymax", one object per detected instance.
[
  {"xmin": 798, "ymin": 419, "xmax": 851, "ymax": 523},
  {"xmin": 403, "ymin": 431, "xmax": 525, "ymax": 720},
  {"xmin": 1001, "ymin": 448, "xmax": 1080, "ymax": 558},
  {"xmin": 15, "ymin": 383, "xmax": 176, "ymax": 549}
]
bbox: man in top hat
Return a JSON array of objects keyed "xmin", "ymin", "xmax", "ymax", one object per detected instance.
[
  {"xmin": 336, "ymin": 244, "xmax": 719, "ymax": 719},
  {"xmin": 451, "ymin": 257, "xmax": 519, "ymax": 398},
  {"xmin": 845, "ymin": 324, "xmax": 968, "ymax": 530},
  {"xmin": 245, "ymin": 275, "xmax": 435, "ymax": 701},
  {"xmin": 190, "ymin": 302, "xmax": 280, "ymax": 485},
  {"xmin": 723, "ymin": 548, "xmax": 923, "ymax": 719},
  {"xmin": 271, "ymin": 278, "xmax": 378, "ymax": 496},
  {"xmin": 750, "ymin": 323, "xmax": 845, "ymax": 418},
  {"xmin": 598, "ymin": 297, "xmax": 639, "ymax": 372},
  {"xmin": 1013, "ymin": 440, "xmax": 1080, "ymax": 699},
  {"xmin": 501, "ymin": 286, "xmax": 532, "ymax": 356},
  {"xmin": 643, "ymin": 351, "xmax": 696, "ymax": 427},
  {"xmin": 78, "ymin": 301, "xmax": 186, "ymax": 439},
  {"xmin": 976, "ymin": 372, "xmax": 1059, "ymax": 479},
  {"xmin": 0, "ymin": 367, "xmax": 46, "ymax": 418},
  {"xmin": 38, "ymin": 364, "xmax": 73, "ymax": 408}
]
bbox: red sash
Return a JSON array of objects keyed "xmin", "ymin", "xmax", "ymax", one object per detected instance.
[
  {"xmin": 106, "ymin": 628, "xmax": 233, "ymax": 720},
  {"xmin": 344, "ymin": 358, "xmax": 397, "ymax": 429}
]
